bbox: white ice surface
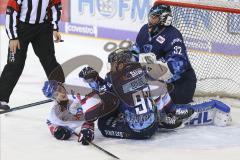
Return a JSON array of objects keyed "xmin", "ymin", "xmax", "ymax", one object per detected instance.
[{"xmin": 0, "ymin": 27, "xmax": 240, "ymax": 160}]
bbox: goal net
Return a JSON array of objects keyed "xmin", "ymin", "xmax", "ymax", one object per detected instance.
[{"xmin": 154, "ymin": 0, "xmax": 240, "ymax": 98}]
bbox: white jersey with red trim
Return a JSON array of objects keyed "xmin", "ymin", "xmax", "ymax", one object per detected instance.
[{"xmin": 46, "ymin": 93, "xmax": 102, "ymax": 131}]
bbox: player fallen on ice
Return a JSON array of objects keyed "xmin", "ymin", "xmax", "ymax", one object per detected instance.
[
  {"xmin": 79, "ymin": 48, "xmax": 195, "ymax": 140},
  {"xmin": 42, "ymin": 80, "xmax": 119, "ymax": 145}
]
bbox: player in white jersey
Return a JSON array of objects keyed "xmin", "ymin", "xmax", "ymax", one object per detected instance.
[
  {"xmin": 42, "ymin": 80, "xmax": 96, "ymax": 144},
  {"xmin": 42, "ymin": 80, "xmax": 119, "ymax": 144}
]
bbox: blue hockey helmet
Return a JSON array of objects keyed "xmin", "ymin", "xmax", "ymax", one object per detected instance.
[{"xmin": 42, "ymin": 80, "xmax": 66, "ymax": 100}]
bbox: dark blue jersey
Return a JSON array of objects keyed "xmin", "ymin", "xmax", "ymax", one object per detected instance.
[
  {"xmin": 135, "ymin": 24, "xmax": 193, "ymax": 83},
  {"xmin": 87, "ymin": 69, "xmax": 156, "ymax": 131}
]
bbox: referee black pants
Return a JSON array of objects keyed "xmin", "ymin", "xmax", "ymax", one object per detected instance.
[{"xmin": 0, "ymin": 22, "xmax": 65, "ymax": 103}]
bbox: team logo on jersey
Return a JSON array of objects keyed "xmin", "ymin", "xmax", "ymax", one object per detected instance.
[
  {"xmin": 143, "ymin": 44, "xmax": 153, "ymax": 53},
  {"xmin": 156, "ymin": 35, "xmax": 166, "ymax": 44}
]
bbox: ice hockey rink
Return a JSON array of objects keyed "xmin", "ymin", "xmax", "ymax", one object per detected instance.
[{"xmin": 0, "ymin": 25, "xmax": 240, "ymax": 160}]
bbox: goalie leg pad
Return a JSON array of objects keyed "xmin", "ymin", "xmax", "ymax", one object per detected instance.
[
  {"xmin": 212, "ymin": 100, "xmax": 232, "ymax": 127},
  {"xmin": 214, "ymin": 109, "xmax": 232, "ymax": 127},
  {"xmin": 180, "ymin": 99, "xmax": 232, "ymax": 126}
]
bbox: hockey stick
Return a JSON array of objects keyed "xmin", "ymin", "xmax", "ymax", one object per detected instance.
[
  {"xmin": 73, "ymin": 132, "xmax": 120, "ymax": 159},
  {"xmin": 87, "ymin": 140, "xmax": 120, "ymax": 159},
  {"xmin": 0, "ymin": 99, "xmax": 53, "ymax": 115},
  {"xmin": 0, "ymin": 88, "xmax": 93, "ymax": 115}
]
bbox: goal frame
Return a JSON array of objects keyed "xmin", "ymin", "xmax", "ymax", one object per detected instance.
[
  {"xmin": 154, "ymin": 0, "xmax": 240, "ymax": 14},
  {"xmin": 154, "ymin": 0, "xmax": 240, "ymax": 99}
]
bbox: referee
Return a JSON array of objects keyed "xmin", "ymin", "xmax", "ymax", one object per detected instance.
[{"xmin": 0, "ymin": 0, "xmax": 65, "ymax": 111}]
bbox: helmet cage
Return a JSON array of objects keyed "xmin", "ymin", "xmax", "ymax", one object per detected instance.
[{"xmin": 148, "ymin": 5, "xmax": 172, "ymax": 27}]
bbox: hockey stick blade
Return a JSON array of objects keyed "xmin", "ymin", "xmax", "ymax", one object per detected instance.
[{"xmin": 0, "ymin": 99, "xmax": 53, "ymax": 115}]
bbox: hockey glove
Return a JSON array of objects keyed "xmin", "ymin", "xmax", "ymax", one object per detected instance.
[
  {"xmin": 53, "ymin": 126, "xmax": 72, "ymax": 140},
  {"xmin": 78, "ymin": 122, "xmax": 94, "ymax": 145},
  {"xmin": 79, "ymin": 66, "xmax": 99, "ymax": 81}
]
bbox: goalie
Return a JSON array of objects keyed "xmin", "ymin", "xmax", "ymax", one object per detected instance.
[{"xmin": 131, "ymin": 3, "xmax": 197, "ymax": 104}]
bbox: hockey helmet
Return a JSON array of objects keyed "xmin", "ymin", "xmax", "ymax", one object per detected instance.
[
  {"xmin": 148, "ymin": 4, "xmax": 172, "ymax": 36},
  {"xmin": 108, "ymin": 48, "xmax": 133, "ymax": 64},
  {"xmin": 42, "ymin": 80, "xmax": 68, "ymax": 103}
]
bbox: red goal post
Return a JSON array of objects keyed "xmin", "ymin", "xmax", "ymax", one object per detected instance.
[
  {"xmin": 154, "ymin": 0, "xmax": 240, "ymax": 14},
  {"xmin": 154, "ymin": 0, "xmax": 240, "ymax": 99}
]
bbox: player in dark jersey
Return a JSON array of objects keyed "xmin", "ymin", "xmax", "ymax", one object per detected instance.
[
  {"xmin": 79, "ymin": 49, "xmax": 195, "ymax": 140},
  {"xmin": 132, "ymin": 4, "xmax": 197, "ymax": 104}
]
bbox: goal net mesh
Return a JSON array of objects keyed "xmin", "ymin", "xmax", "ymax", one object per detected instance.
[{"xmin": 155, "ymin": 0, "xmax": 240, "ymax": 98}]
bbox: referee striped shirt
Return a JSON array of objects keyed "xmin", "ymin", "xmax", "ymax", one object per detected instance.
[{"xmin": 5, "ymin": 0, "xmax": 62, "ymax": 40}]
